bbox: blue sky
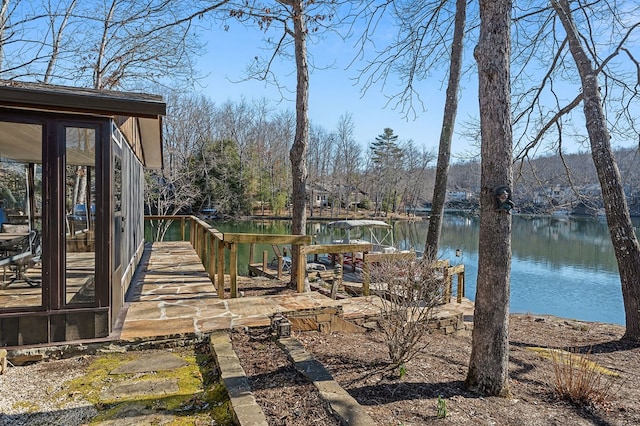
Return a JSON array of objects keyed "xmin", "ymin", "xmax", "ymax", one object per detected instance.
[
  {"xmin": 193, "ymin": 9, "xmax": 639, "ymax": 160},
  {"xmin": 195, "ymin": 21, "xmax": 479, "ymax": 157}
]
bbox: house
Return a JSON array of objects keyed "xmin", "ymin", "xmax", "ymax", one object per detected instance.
[
  {"xmin": 533, "ymin": 184, "xmax": 573, "ymax": 206},
  {"xmin": 446, "ymin": 190, "xmax": 470, "ymax": 202},
  {"xmin": 306, "ymin": 183, "xmax": 367, "ymax": 209},
  {"xmin": 0, "ymin": 80, "xmax": 165, "ymax": 347},
  {"xmin": 307, "ymin": 183, "xmax": 330, "ymax": 208}
]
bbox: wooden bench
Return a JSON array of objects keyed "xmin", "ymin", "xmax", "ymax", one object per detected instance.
[
  {"xmin": 310, "ymin": 269, "xmax": 341, "ymax": 283},
  {"xmin": 308, "ymin": 267, "xmax": 343, "ymax": 299}
]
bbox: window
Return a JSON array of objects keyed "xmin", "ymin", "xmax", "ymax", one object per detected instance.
[
  {"xmin": 64, "ymin": 126, "xmax": 97, "ymax": 305},
  {"xmin": 0, "ymin": 120, "xmax": 43, "ymax": 309}
]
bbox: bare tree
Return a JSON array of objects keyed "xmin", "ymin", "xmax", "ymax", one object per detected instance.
[
  {"xmin": 465, "ymin": 0, "xmax": 513, "ymax": 397},
  {"xmin": 222, "ymin": 0, "xmax": 344, "ymax": 283},
  {"xmin": 425, "ymin": 0, "xmax": 466, "ymax": 260},
  {"xmin": 401, "ymin": 141, "xmax": 435, "ymax": 214},
  {"xmin": 551, "ymin": 0, "xmax": 640, "ymax": 341},
  {"xmin": 354, "ymin": 0, "xmax": 473, "ymax": 252},
  {"xmin": 1, "ymin": 0, "xmax": 216, "ymax": 90},
  {"xmin": 0, "ymin": 0, "xmax": 8, "ymax": 70},
  {"xmin": 333, "ymin": 113, "xmax": 363, "ymax": 213},
  {"xmin": 145, "ymin": 93, "xmax": 205, "ymax": 240}
]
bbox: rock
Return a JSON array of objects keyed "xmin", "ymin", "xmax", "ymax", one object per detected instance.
[{"xmin": 9, "ymin": 353, "xmax": 44, "ymax": 366}]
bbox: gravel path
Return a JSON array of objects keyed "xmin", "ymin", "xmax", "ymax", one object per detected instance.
[{"xmin": 0, "ymin": 356, "xmax": 97, "ymax": 426}]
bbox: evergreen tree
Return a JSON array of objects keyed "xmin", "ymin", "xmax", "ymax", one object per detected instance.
[{"xmin": 370, "ymin": 128, "xmax": 403, "ymax": 214}]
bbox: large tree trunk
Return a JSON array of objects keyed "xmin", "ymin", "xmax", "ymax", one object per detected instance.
[
  {"xmin": 289, "ymin": 0, "xmax": 309, "ymax": 285},
  {"xmin": 553, "ymin": 0, "xmax": 640, "ymax": 341},
  {"xmin": 424, "ymin": 0, "xmax": 466, "ymax": 260},
  {"xmin": 465, "ymin": 0, "xmax": 512, "ymax": 397}
]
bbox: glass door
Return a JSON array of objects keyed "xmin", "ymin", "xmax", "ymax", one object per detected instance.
[
  {"xmin": 64, "ymin": 126, "xmax": 97, "ymax": 306},
  {"xmin": 0, "ymin": 120, "xmax": 43, "ymax": 308}
]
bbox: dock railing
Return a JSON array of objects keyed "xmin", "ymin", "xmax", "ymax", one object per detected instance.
[
  {"xmin": 146, "ymin": 215, "xmax": 312, "ymax": 297},
  {"xmin": 144, "ymin": 215, "xmax": 464, "ymax": 302}
]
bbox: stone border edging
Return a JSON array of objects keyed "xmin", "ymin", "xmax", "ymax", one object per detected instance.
[
  {"xmin": 209, "ymin": 330, "xmax": 378, "ymax": 426},
  {"xmin": 209, "ymin": 332, "xmax": 269, "ymax": 426},
  {"xmin": 278, "ymin": 337, "xmax": 378, "ymax": 426}
]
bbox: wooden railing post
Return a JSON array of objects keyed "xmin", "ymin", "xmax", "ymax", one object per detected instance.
[
  {"xmin": 230, "ymin": 242, "xmax": 238, "ymax": 298},
  {"xmin": 208, "ymin": 232, "xmax": 215, "ymax": 281},
  {"xmin": 362, "ymin": 254, "xmax": 370, "ymax": 296},
  {"xmin": 217, "ymin": 239, "xmax": 225, "ymax": 298},
  {"xmin": 293, "ymin": 244, "xmax": 306, "ymax": 293}
]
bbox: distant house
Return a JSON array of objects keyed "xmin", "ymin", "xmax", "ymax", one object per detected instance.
[
  {"xmin": 533, "ymin": 185, "xmax": 573, "ymax": 206},
  {"xmin": 446, "ymin": 190, "xmax": 470, "ymax": 202},
  {"xmin": 307, "ymin": 183, "xmax": 330, "ymax": 208},
  {"xmin": 307, "ymin": 183, "xmax": 366, "ymax": 209},
  {"xmin": 0, "ymin": 80, "xmax": 165, "ymax": 347},
  {"xmin": 572, "ymin": 201, "xmax": 598, "ymax": 216}
]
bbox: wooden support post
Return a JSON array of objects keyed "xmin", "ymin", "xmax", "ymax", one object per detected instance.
[
  {"xmin": 208, "ymin": 232, "xmax": 215, "ymax": 282},
  {"xmin": 249, "ymin": 243, "xmax": 255, "ymax": 266},
  {"xmin": 277, "ymin": 256, "xmax": 283, "ymax": 279},
  {"xmin": 443, "ymin": 267, "xmax": 450, "ymax": 303},
  {"xmin": 200, "ymin": 227, "xmax": 207, "ymax": 262},
  {"xmin": 230, "ymin": 242, "xmax": 238, "ymax": 298},
  {"xmin": 362, "ymin": 253, "xmax": 370, "ymax": 296},
  {"xmin": 448, "ymin": 264, "xmax": 465, "ymax": 303},
  {"xmin": 217, "ymin": 239, "xmax": 225, "ymax": 298},
  {"xmin": 293, "ymin": 245, "xmax": 306, "ymax": 293},
  {"xmin": 262, "ymin": 250, "xmax": 268, "ymax": 272},
  {"xmin": 329, "ymin": 266, "xmax": 341, "ymax": 300},
  {"xmin": 209, "ymin": 233, "xmax": 218, "ymax": 274}
]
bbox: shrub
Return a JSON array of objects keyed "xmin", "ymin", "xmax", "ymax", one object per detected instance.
[
  {"xmin": 548, "ymin": 348, "xmax": 619, "ymax": 407},
  {"xmin": 368, "ymin": 257, "xmax": 444, "ymax": 368}
]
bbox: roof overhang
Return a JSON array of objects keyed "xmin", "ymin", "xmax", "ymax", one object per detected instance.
[
  {"xmin": 327, "ymin": 220, "xmax": 392, "ymax": 229},
  {"xmin": 0, "ymin": 80, "xmax": 166, "ymax": 169}
]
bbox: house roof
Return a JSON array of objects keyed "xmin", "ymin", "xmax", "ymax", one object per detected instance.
[
  {"xmin": 327, "ymin": 219, "xmax": 392, "ymax": 229},
  {"xmin": 0, "ymin": 80, "xmax": 166, "ymax": 169}
]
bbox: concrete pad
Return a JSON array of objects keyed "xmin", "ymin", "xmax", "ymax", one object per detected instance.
[{"xmin": 110, "ymin": 351, "xmax": 188, "ymax": 374}]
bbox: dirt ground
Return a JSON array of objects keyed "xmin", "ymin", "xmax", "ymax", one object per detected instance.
[
  {"xmin": 3, "ymin": 277, "xmax": 639, "ymax": 426},
  {"xmin": 234, "ymin": 282, "xmax": 640, "ymax": 426}
]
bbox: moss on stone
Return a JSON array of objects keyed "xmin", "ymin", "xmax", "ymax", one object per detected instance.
[{"xmin": 56, "ymin": 347, "xmax": 233, "ymax": 425}]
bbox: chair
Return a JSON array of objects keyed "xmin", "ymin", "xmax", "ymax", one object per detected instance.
[{"xmin": 0, "ymin": 230, "xmax": 41, "ymax": 288}]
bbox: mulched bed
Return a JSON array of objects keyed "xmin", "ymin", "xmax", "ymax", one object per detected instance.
[
  {"xmin": 230, "ymin": 328, "xmax": 340, "ymax": 425},
  {"xmin": 230, "ymin": 276, "xmax": 640, "ymax": 425}
]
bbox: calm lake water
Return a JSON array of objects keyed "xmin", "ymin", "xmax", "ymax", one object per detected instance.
[{"xmin": 172, "ymin": 214, "xmax": 632, "ymax": 325}]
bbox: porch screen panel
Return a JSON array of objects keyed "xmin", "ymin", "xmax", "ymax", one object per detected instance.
[
  {"xmin": 0, "ymin": 121, "xmax": 43, "ymax": 309},
  {"xmin": 64, "ymin": 127, "xmax": 96, "ymax": 305}
]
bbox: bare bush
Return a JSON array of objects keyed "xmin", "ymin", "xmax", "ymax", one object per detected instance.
[
  {"xmin": 547, "ymin": 348, "xmax": 620, "ymax": 407},
  {"xmin": 369, "ymin": 258, "xmax": 445, "ymax": 368}
]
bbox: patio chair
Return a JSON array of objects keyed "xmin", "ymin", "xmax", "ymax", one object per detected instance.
[{"xmin": 0, "ymin": 230, "xmax": 41, "ymax": 288}]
